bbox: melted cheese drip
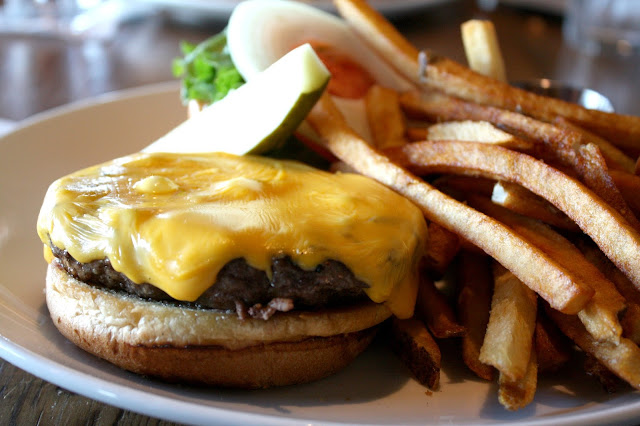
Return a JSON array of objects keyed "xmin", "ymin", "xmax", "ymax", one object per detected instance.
[{"xmin": 37, "ymin": 152, "xmax": 427, "ymax": 318}]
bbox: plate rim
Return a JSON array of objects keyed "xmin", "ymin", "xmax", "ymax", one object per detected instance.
[{"xmin": 1, "ymin": 81, "xmax": 180, "ymax": 145}]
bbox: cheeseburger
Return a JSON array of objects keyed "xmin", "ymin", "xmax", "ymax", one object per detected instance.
[{"xmin": 38, "ymin": 151, "xmax": 427, "ymax": 388}]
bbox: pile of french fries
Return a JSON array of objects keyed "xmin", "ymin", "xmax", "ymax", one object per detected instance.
[{"xmin": 308, "ymin": 0, "xmax": 640, "ymax": 410}]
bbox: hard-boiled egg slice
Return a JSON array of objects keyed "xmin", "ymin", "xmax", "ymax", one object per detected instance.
[{"xmin": 227, "ymin": 0, "xmax": 415, "ymax": 144}]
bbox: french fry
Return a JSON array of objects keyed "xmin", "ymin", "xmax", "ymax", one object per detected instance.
[
  {"xmin": 365, "ymin": 85, "xmax": 408, "ymax": 149},
  {"xmin": 329, "ymin": 160, "xmax": 357, "ymax": 174},
  {"xmin": 461, "ymin": 20, "xmax": 507, "ymax": 82},
  {"xmin": 468, "ymin": 195, "xmax": 625, "ymax": 343},
  {"xmin": 457, "ymin": 251, "xmax": 495, "ymax": 381},
  {"xmin": 327, "ymin": 0, "xmax": 640, "ymax": 405},
  {"xmin": 554, "ymin": 117, "xmax": 635, "ymax": 173},
  {"xmin": 577, "ymin": 240, "xmax": 640, "ymax": 345},
  {"xmin": 333, "ymin": 0, "xmax": 640, "ymax": 152},
  {"xmin": 307, "ymin": 93, "xmax": 593, "ymax": 314},
  {"xmin": 423, "ymin": 222, "xmax": 461, "ymax": 277},
  {"xmin": 574, "ymin": 142, "xmax": 640, "ymax": 232},
  {"xmin": 457, "ymin": 235, "xmax": 488, "ymax": 255},
  {"xmin": 492, "ymin": 181, "xmax": 579, "ymax": 232},
  {"xmin": 415, "ymin": 273, "xmax": 465, "ymax": 338},
  {"xmin": 498, "ymin": 349, "xmax": 537, "ymax": 411},
  {"xmin": 609, "ymin": 169, "xmax": 640, "ymax": 219},
  {"xmin": 621, "ymin": 304, "xmax": 640, "ymax": 346},
  {"xmin": 332, "ymin": 0, "xmax": 421, "ymax": 96},
  {"xmin": 576, "ymin": 239, "xmax": 640, "ymax": 306},
  {"xmin": 390, "ymin": 317, "xmax": 441, "ymax": 390},
  {"xmin": 479, "ymin": 263, "xmax": 537, "ymax": 381},
  {"xmin": 406, "ymin": 126, "xmax": 428, "ymax": 142},
  {"xmin": 535, "ymin": 312, "xmax": 572, "ymax": 373},
  {"xmin": 386, "ymin": 140, "xmax": 640, "ymax": 294},
  {"xmin": 545, "ymin": 305, "xmax": 640, "ymax": 391},
  {"xmin": 425, "ymin": 120, "xmax": 533, "ymax": 151},
  {"xmin": 433, "ymin": 175, "xmax": 495, "ymax": 198},
  {"xmin": 399, "ymin": 90, "xmax": 640, "ymax": 232}
]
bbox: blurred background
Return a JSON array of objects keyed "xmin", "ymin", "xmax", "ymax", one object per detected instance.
[{"xmin": 0, "ymin": 0, "xmax": 638, "ymax": 128}]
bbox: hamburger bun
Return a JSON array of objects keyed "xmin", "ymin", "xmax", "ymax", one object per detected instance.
[
  {"xmin": 46, "ymin": 261, "xmax": 392, "ymax": 388},
  {"xmin": 38, "ymin": 152, "xmax": 427, "ymax": 388}
]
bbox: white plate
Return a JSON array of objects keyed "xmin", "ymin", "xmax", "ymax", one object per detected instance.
[
  {"xmin": 140, "ymin": 0, "xmax": 451, "ymax": 19},
  {"xmin": 1, "ymin": 82, "xmax": 639, "ymax": 426}
]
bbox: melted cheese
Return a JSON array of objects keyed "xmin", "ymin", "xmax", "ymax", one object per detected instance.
[{"xmin": 37, "ymin": 152, "xmax": 427, "ymax": 318}]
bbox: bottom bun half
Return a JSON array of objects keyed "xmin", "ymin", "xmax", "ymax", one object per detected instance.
[{"xmin": 46, "ymin": 262, "xmax": 392, "ymax": 388}]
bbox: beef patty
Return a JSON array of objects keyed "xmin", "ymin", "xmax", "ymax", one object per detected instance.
[{"xmin": 50, "ymin": 244, "xmax": 368, "ymax": 320}]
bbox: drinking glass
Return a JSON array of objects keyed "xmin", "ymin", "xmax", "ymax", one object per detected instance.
[{"xmin": 563, "ymin": 0, "xmax": 640, "ymax": 56}]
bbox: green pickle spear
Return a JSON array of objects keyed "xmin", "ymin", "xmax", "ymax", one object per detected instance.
[{"xmin": 144, "ymin": 43, "xmax": 330, "ymax": 155}]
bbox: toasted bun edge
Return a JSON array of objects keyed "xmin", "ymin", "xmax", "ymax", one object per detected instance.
[{"xmin": 46, "ymin": 262, "xmax": 386, "ymax": 388}]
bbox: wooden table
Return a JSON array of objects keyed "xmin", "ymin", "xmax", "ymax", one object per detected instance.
[{"xmin": 0, "ymin": 1, "xmax": 638, "ymax": 424}]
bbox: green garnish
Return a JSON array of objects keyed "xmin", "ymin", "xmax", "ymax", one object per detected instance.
[{"xmin": 172, "ymin": 30, "xmax": 245, "ymax": 105}]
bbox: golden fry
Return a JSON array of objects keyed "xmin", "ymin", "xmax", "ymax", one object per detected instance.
[
  {"xmin": 390, "ymin": 317, "xmax": 441, "ymax": 390},
  {"xmin": 554, "ymin": 117, "xmax": 635, "ymax": 173},
  {"xmin": 492, "ymin": 181, "xmax": 579, "ymax": 232},
  {"xmin": 399, "ymin": 90, "xmax": 640, "ymax": 231},
  {"xmin": 576, "ymin": 239, "xmax": 640, "ymax": 306},
  {"xmin": 386, "ymin": 140, "xmax": 640, "ymax": 294},
  {"xmin": 329, "ymin": 0, "xmax": 640, "ymax": 405},
  {"xmin": 479, "ymin": 263, "xmax": 537, "ymax": 381},
  {"xmin": 365, "ymin": 85, "xmax": 408, "ymax": 149},
  {"xmin": 621, "ymin": 304, "xmax": 640, "ymax": 346},
  {"xmin": 406, "ymin": 127, "xmax": 429, "ymax": 142},
  {"xmin": 609, "ymin": 169, "xmax": 640, "ymax": 219},
  {"xmin": 333, "ymin": 0, "xmax": 421, "ymax": 95},
  {"xmin": 423, "ymin": 222, "xmax": 461, "ymax": 277},
  {"xmin": 535, "ymin": 312, "xmax": 571, "ymax": 373},
  {"xmin": 577, "ymin": 240, "xmax": 640, "ymax": 345},
  {"xmin": 425, "ymin": 120, "xmax": 533, "ymax": 151},
  {"xmin": 307, "ymin": 93, "xmax": 593, "ymax": 314},
  {"xmin": 575, "ymin": 143, "xmax": 640, "ymax": 232},
  {"xmin": 546, "ymin": 306, "xmax": 640, "ymax": 391},
  {"xmin": 498, "ymin": 349, "xmax": 537, "ymax": 411},
  {"xmin": 415, "ymin": 274, "xmax": 465, "ymax": 338},
  {"xmin": 468, "ymin": 195, "xmax": 625, "ymax": 343},
  {"xmin": 461, "ymin": 20, "xmax": 507, "ymax": 82},
  {"xmin": 433, "ymin": 175, "xmax": 495, "ymax": 199},
  {"xmin": 457, "ymin": 251, "xmax": 495, "ymax": 381},
  {"xmin": 333, "ymin": 0, "xmax": 640, "ymax": 152},
  {"xmin": 329, "ymin": 160, "xmax": 357, "ymax": 174}
]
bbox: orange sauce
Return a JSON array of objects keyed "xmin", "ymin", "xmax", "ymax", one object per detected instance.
[{"xmin": 301, "ymin": 41, "xmax": 376, "ymax": 99}]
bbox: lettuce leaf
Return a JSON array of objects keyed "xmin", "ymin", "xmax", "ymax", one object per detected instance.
[{"xmin": 172, "ymin": 30, "xmax": 245, "ymax": 105}]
